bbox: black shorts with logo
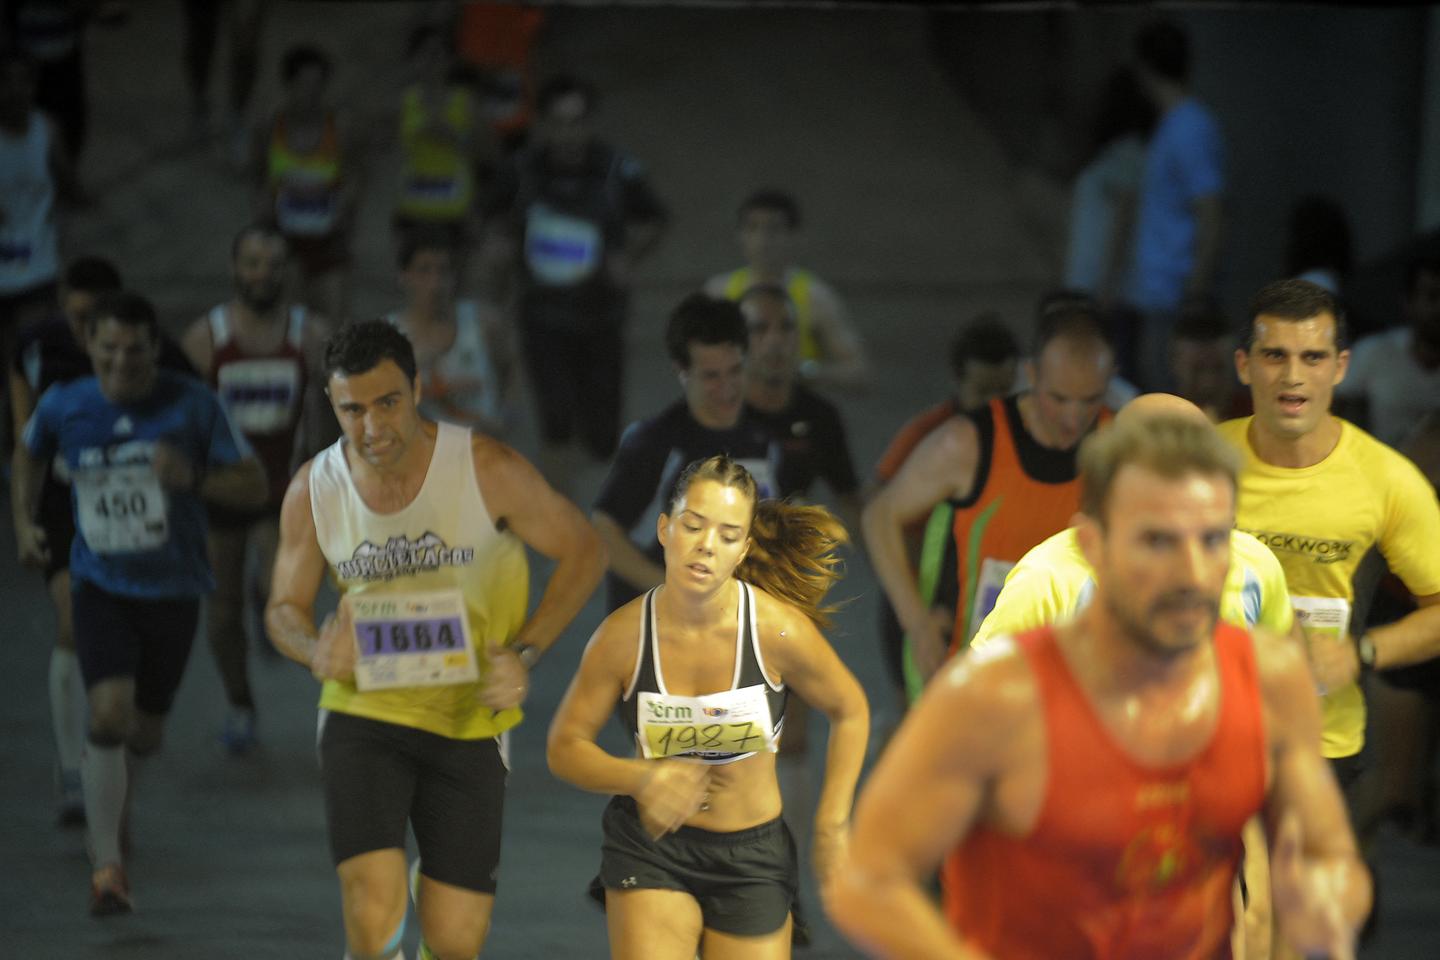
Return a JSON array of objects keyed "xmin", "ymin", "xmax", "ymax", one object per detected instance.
[
  {"xmin": 593, "ymin": 794, "xmax": 797, "ymax": 937},
  {"xmin": 318, "ymin": 710, "xmax": 508, "ymax": 894}
]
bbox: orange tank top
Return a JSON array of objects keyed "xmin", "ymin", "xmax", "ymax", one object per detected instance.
[
  {"xmin": 943, "ymin": 623, "xmax": 1266, "ymax": 959},
  {"xmin": 947, "ymin": 395, "xmax": 1106, "ymax": 650}
]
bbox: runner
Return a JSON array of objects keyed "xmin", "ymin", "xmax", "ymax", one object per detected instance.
[
  {"xmin": 9, "ymin": 256, "xmax": 194, "ymax": 825},
  {"xmin": 828, "ymin": 413, "xmax": 1371, "ymax": 958},
  {"xmin": 548, "ymin": 454, "xmax": 868, "ymax": 960},
  {"xmin": 181, "ymin": 221, "xmax": 332, "ymax": 755},
  {"xmin": 265, "ymin": 319, "xmax": 604, "ymax": 960},
  {"xmin": 13, "ymin": 290, "xmax": 267, "ymax": 915},
  {"xmin": 862, "ymin": 297, "xmax": 1114, "ymax": 698}
]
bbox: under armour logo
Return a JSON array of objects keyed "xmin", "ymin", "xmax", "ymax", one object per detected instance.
[
  {"xmin": 113, "ymin": 416, "xmax": 134, "ymax": 436},
  {"xmin": 620, "ymin": 877, "xmax": 637, "ymax": 888}
]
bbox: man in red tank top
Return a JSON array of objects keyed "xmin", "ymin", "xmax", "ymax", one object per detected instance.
[
  {"xmin": 864, "ymin": 296, "xmax": 1115, "ymax": 688},
  {"xmin": 831, "ymin": 414, "xmax": 1370, "ymax": 959},
  {"xmin": 181, "ymin": 223, "xmax": 333, "ymax": 754}
]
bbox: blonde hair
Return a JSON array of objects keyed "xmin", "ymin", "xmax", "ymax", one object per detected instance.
[
  {"xmin": 1078, "ymin": 414, "xmax": 1240, "ymax": 524},
  {"xmin": 669, "ymin": 455, "xmax": 848, "ymax": 627}
]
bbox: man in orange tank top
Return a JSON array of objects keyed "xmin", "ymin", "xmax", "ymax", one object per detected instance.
[
  {"xmin": 863, "ymin": 296, "xmax": 1115, "ymax": 688},
  {"xmin": 830, "ymin": 414, "xmax": 1371, "ymax": 959}
]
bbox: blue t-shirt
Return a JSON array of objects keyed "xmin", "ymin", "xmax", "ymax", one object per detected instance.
[
  {"xmin": 1128, "ymin": 98, "xmax": 1224, "ymax": 312},
  {"xmin": 23, "ymin": 370, "xmax": 253, "ymax": 598}
]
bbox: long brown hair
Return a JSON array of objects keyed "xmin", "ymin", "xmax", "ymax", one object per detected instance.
[{"xmin": 668, "ymin": 455, "xmax": 848, "ymax": 627}]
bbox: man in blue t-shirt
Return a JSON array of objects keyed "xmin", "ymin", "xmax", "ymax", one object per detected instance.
[
  {"xmin": 13, "ymin": 291, "xmax": 266, "ymax": 917},
  {"xmin": 1127, "ymin": 18, "xmax": 1225, "ymax": 392}
]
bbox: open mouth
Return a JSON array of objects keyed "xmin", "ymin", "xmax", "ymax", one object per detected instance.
[
  {"xmin": 687, "ymin": 562, "xmax": 712, "ymax": 578},
  {"xmin": 1277, "ymin": 393, "xmax": 1307, "ymax": 416}
]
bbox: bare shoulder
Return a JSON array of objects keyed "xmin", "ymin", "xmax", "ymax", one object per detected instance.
[
  {"xmin": 922, "ymin": 413, "xmax": 981, "ymax": 464},
  {"xmin": 701, "ymin": 272, "xmax": 728, "ymax": 297},
  {"xmin": 584, "ymin": 597, "xmax": 646, "ymax": 677},
  {"xmin": 470, "ymin": 431, "xmax": 535, "ymax": 483},
  {"xmin": 1249, "ymin": 627, "xmax": 1323, "ymax": 742},
  {"xmin": 748, "ymin": 586, "xmax": 823, "ymax": 653},
  {"xmin": 910, "ymin": 636, "xmax": 1039, "ymax": 773}
]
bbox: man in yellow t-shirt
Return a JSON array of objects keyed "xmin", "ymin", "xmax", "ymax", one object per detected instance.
[{"xmin": 1221, "ymin": 278, "xmax": 1440, "ymax": 779}]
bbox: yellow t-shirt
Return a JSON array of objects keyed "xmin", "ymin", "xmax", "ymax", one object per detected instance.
[
  {"xmin": 971, "ymin": 527, "xmax": 1294, "ymax": 652},
  {"xmin": 1218, "ymin": 416, "xmax": 1440, "ymax": 758}
]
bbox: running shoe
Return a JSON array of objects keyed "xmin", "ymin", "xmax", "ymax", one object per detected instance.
[
  {"xmin": 220, "ymin": 708, "xmax": 258, "ymax": 756},
  {"xmin": 89, "ymin": 864, "xmax": 132, "ymax": 917},
  {"xmin": 57, "ymin": 767, "xmax": 86, "ymax": 827}
]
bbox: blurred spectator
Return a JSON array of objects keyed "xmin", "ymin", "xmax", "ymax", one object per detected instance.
[
  {"xmin": 181, "ymin": 0, "xmax": 267, "ymax": 164},
  {"xmin": 1287, "ymin": 194, "xmax": 1352, "ymax": 296},
  {"xmin": 386, "ymin": 229, "xmax": 515, "ymax": 439},
  {"xmin": 591, "ymin": 294, "xmax": 773, "ymax": 614},
  {"xmin": 1126, "ymin": 17, "xmax": 1225, "ymax": 391},
  {"xmin": 1169, "ymin": 296, "xmax": 1249, "ymax": 422},
  {"xmin": 5, "ymin": 0, "xmax": 90, "ymax": 162},
  {"xmin": 1011, "ymin": 290, "xmax": 1138, "ymax": 412},
  {"xmin": 705, "ymin": 189, "xmax": 870, "ymax": 390},
  {"xmin": 455, "ymin": 2, "xmax": 545, "ymax": 155},
  {"xmin": 393, "ymin": 22, "xmax": 491, "ymax": 257},
  {"xmin": 1, "ymin": 48, "xmax": 84, "ymax": 443},
  {"xmin": 1335, "ymin": 255, "xmax": 1440, "ymax": 446},
  {"xmin": 1063, "ymin": 66, "xmax": 1156, "ymax": 302},
  {"xmin": 252, "ymin": 44, "xmax": 359, "ymax": 324},
  {"xmin": 483, "ymin": 75, "xmax": 667, "ymax": 492}
]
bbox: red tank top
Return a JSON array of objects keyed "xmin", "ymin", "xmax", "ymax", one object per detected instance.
[
  {"xmin": 208, "ymin": 304, "xmax": 308, "ymax": 507},
  {"xmin": 947, "ymin": 396, "xmax": 1107, "ymax": 651},
  {"xmin": 943, "ymin": 624, "xmax": 1267, "ymax": 959}
]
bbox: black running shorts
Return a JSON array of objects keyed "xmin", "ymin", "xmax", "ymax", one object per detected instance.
[
  {"xmin": 318, "ymin": 710, "xmax": 508, "ymax": 894},
  {"xmin": 595, "ymin": 794, "xmax": 797, "ymax": 937},
  {"xmin": 70, "ymin": 579, "xmax": 200, "ymax": 715}
]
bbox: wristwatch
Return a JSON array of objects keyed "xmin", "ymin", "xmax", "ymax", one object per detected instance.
[
  {"xmin": 1355, "ymin": 633, "xmax": 1377, "ymax": 676},
  {"xmin": 514, "ymin": 643, "xmax": 540, "ymax": 670}
]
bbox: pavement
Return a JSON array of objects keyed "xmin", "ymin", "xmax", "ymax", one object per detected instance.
[{"xmin": 1, "ymin": 4, "xmax": 1436, "ymax": 958}]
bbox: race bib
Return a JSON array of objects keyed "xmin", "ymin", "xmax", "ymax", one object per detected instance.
[
  {"xmin": 1292, "ymin": 596, "xmax": 1351, "ymax": 694},
  {"xmin": 524, "ymin": 204, "xmax": 603, "ymax": 287},
  {"xmin": 0, "ymin": 239, "xmax": 33, "ymax": 267},
  {"xmin": 734, "ymin": 457, "xmax": 778, "ymax": 500},
  {"xmin": 275, "ymin": 182, "xmax": 338, "ymax": 235},
  {"xmin": 636, "ymin": 685, "xmax": 777, "ymax": 760},
  {"xmin": 74, "ymin": 465, "xmax": 168, "ymax": 554},
  {"xmin": 403, "ymin": 173, "xmax": 462, "ymax": 204},
  {"xmin": 350, "ymin": 589, "xmax": 479, "ymax": 692},
  {"xmin": 966, "ymin": 557, "xmax": 1017, "ymax": 643},
  {"xmin": 216, "ymin": 358, "xmax": 302, "ymax": 434}
]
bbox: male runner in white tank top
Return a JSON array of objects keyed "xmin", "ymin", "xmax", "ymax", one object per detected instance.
[{"xmin": 266, "ymin": 320, "xmax": 605, "ymax": 960}]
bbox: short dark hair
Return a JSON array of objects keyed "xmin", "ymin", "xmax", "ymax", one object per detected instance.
[
  {"xmin": 281, "ymin": 44, "xmax": 331, "ymax": 85},
  {"xmin": 87, "ymin": 290, "xmax": 159, "ymax": 340},
  {"xmin": 1135, "ymin": 18, "xmax": 1190, "ymax": 84},
  {"xmin": 1032, "ymin": 290, "xmax": 1110, "ymax": 356},
  {"xmin": 1285, "ymin": 195, "xmax": 1352, "ymax": 278},
  {"xmin": 62, "ymin": 257, "xmax": 122, "ymax": 296},
  {"xmin": 949, "ymin": 312, "xmax": 1019, "ymax": 380},
  {"xmin": 666, "ymin": 293, "xmax": 748, "ymax": 369},
  {"xmin": 323, "ymin": 320, "xmax": 418, "ymax": 384},
  {"xmin": 231, "ymin": 221, "xmax": 287, "ymax": 261},
  {"xmin": 396, "ymin": 226, "xmax": 457, "ymax": 271},
  {"xmin": 737, "ymin": 189, "xmax": 800, "ymax": 230},
  {"xmin": 1245, "ymin": 278, "xmax": 1348, "ymax": 351},
  {"xmin": 1172, "ymin": 296, "xmax": 1234, "ymax": 345},
  {"xmin": 1404, "ymin": 255, "xmax": 1440, "ymax": 298},
  {"xmin": 537, "ymin": 75, "xmax": 597, "ymax": 117}
]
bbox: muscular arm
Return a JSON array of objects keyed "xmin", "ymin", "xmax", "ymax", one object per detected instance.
[
  {"xmin": 826, "ymin": 648, "xmax": 1030, "ymax": 959},
  {"xmin": 805, "ymin": 280, "xmax": 871, "ymax": 390},
  {"xmin": 1256, "ymin": 631, "xmax": 1372, "ymax": 953},
  {"xmin": 1183, "ymin": 194, "xmax": 1223, "ymax": 299},
  {"xmin": 593, "ymin": 510, "xmax": 664, "ymax": 594},
  {"xmin": 476, "ymin": 438, "xmax": 606, "ymax": 659},
  {"xmin": 1365, "ymin": 592, "xmax": 1440, "ymax": 669},
  {"xmin": 263, "ymin": 463, "xmax": 330, "ymax": 666},
  {"xmin": 861, "ymin": 416, "xmax": 977, "ymax": 636}
]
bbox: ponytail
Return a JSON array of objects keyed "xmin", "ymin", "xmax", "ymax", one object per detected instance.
[{"xmin": 738, "ymin": 499, "xmax": 848, "ymax": 629}]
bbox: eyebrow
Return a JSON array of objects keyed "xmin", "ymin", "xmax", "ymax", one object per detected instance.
[{"xmin": 681, "ymin": 509, "xmax": 745, "ymax": 531}]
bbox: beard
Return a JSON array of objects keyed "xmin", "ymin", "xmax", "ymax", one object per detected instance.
[
  {"xmin": 238, "ymin": 279, "xmax": 283, "ymax": 313},
  {"xmin": 1105, "ymin": 589, "xmax": 1219, "ymax": 660}
]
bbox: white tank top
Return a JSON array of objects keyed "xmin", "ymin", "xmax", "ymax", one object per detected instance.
[
  {"xmin": 309, "ymin": 420, "xmax": 530, "ymax": 739},
  {"xmin": 0, "ymin": 110, "xmax": 59, "ymax": 293},
  {"xmin": 387, "ymin": 301, "xmax": 503, "ymax": 427}
]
